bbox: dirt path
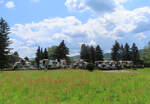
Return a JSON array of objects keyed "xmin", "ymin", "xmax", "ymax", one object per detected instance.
[{"xmin": 102, "ymin": 70, "xmax": 130, "ymax": 73}]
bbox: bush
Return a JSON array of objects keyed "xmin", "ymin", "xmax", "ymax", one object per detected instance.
[{"xmin": 86, "ymin": 63, "xmax": 95, "ymax": 71}]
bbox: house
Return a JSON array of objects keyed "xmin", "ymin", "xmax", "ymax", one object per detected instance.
[
  {"xmin": 13, "ymin": 59, "xmax": 34, "ymax": 70},
  {"xmin": 39, "ymin": 59, "xmax": 67, "ymax": 69},
  {"xmin": 95, "ymin": 61, "xmax": 134, "ymax": 70},
  {"xmin": 72, "ymin": 59, "xmax": 88, "ymax": 69}
]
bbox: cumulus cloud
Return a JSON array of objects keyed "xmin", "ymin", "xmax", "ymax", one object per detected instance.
[
  {"xmin": 5, "ymin": 1, "xmax": 15, "ymax": 8},
  {"xmin": 10, "ymin": 5, "xmax": 150, "ymax": 57},
  {"xmin": 134, "ymin": 33, "xmax": 147, "ymax": 40},
  {"xmin": 65, "ymin": 0, "xmax": 128, "ymax": 14}
]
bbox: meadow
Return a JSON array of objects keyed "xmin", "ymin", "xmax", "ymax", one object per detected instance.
[{"xmin": 0, "ymin": 69, "xmax": 150, "ymax": 104}]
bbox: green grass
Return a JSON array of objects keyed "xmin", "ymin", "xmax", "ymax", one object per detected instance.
[{"xmin": 0, "ymin": 68, "xmax": 150, "ymax": 104}]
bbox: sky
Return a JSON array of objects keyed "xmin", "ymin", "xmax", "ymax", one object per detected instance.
[{"xmin": 1, "ymin": 0, "xmax": 150, "ymax": 58}]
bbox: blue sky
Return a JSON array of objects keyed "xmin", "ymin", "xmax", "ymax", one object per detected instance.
[{"xmin": 1, "ymin": 0, "xmax": 150, "ymax": 58}]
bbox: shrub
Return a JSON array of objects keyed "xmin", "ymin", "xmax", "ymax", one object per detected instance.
[{"xmin": 86, "ymin": 63, "xmax": 95, "ymax": 71}]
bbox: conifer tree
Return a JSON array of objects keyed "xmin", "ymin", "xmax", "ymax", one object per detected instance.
[
  {"xmin": 44, "ymin": 48, "xmax": 48, "ymax": 59},
  {"xmin": 35, "ymin": 46, "xmax": 41, "ymax": 68},
  {"xmin": 80, "ymin": 44, "xmax": 86, "ymax": 60},
  {"xmin": 131, "ymin": 43, "xmax": 140, "ymax": 64},
  {"xmin": 120, "ymin": 44, "xmax": 125, "ymax": 61},
  {"xmin": 55, "ymin": 40, "xmax": 69, "ymax": 60},
  {"xmin": 124, "ymin": 43, "xmax": 131, "ymax": 61},
  {"xmin": 0, "ymin": 18, "xmax": 11, "ymax": 68},
  {"xmin": 89, "ymin": 46, "xmax": 96, "ymax": 63},
  {"xmin": 40, "ymin": 48, "xmax": 44, "ymax": 60},
  {"xmin": 95, "ymin": 45, "xmax": 104, "ymax": 61},
  {"xmin": 111, "ymin": 41, "xmax": 120, "ymax": 61}
]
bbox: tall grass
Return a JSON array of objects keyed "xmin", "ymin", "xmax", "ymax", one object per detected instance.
[{"xmin": 0, "ymin": 69, "xmax": 150, "ymax": 104}]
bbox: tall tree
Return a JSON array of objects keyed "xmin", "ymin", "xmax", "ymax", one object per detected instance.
[
  {"xmin": 120, "ymin": 44, "xmax": 125, "ymax": 61},
  {"xmin": 124, "ymin": 43, "xmax": 131, "ymax": 61},
  {"xmin": 131, "ymin": 43, "xmax": 140, "ymax": 64},
  {"xmin": 80, "ymin": 44, "xmax": 86, "ymax": 60},
  {"xmin": 44, "ymin": 48, "xmax": 48, "ymax": 59},
  {"xmin": 89, "ymin": 46, "xmax": 96, "ymax": 63},
  {"xmin": 40, "ymin": 48, "xmax": 44, "ymax": 60},
  {"xmin": 111, "ymin": 41, "xmax": 120, "ymax": 61},
  {"xmin": 55, "ymin": 40, "xmax": 69, "ymax": 60},
  {"xmin": 35, "ymin": 46, "xmax": 41, "ymax": 68},
  {"xmin": 48, "ymin": 45, "xmax": 58, "ymax": 59},
  {"xmin": 0, "ymin": 18, "xmax": 11, "ymax": 68},
  {"xmin": 95, "ymin": 45, "xmax": 104, "ymax": 61}
]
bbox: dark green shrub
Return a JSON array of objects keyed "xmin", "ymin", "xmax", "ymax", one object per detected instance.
[{"xmin": 86, "ymin": 63, "xmax": 95, "ymax": 71}]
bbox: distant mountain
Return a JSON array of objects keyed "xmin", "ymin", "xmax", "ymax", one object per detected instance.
[
  {"xmin": 72, "ymin": 55, "xmax": 80, "ymax": 60},
  {"xmin": 104, "ymin": 53, "xmax": 111, "ymax": 60},
  {"xmin": 71, "ymin": 53, "xmax": 111, "ymax": 60}
]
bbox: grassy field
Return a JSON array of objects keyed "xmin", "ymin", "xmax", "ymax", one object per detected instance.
[{"xmin": 0, "ymin": 69, "xmax": 150, "ymax": 104}]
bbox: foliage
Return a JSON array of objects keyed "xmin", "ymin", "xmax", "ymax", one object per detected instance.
[
  {"xmin": 111, "ymin": 41, "xmax": 139, "ymax": 63},
  {"xmin": 131, "ymin": 43, "xmax": 140, "ymax": 64},
  {"xmin": 86, "ymin": 62, "xmax": 95, "ymax": 71},
  {"xmin": 35, "ymin": 46, "xmax": 41, "ymax": 68},
  {"xmin": 0, "ymin": 18, "xmax": 11, "ymax": 69},
  {"xmin": 24, "ymin": 57, "xmax": 29, "ymax": 61},
  {"xmin": 43, "ymin": 48, "xmax": 48, "ymax": 59},
  {"xmin": 55, "ymin": 40, "xmax": 69, "ymax": 60},
  {"xmin": 140, "ymin": 42, "xmax": 150, "ymax": 66},
  {"xmin": 95, "ymin": 45, "xmax": 103, "ymax": 61},
  {"xmin": 89, "ymin": 46, "xmax": 96, "ymax": 63},
  {"xmin": 124, "ymin": 43, "xmax": 132, "ymax": 61},
  {"xmin": 80, "ymin": 44, "xmax": 104, "ymax": 63},
  {"xmin": 111, "ymin": 41, "xmax": 120, "ymax": 61},
  {"xmin": 48, "ymin": 45, "xmax": 58, "ymax": 59}
]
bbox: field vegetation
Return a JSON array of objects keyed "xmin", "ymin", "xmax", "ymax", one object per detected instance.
[{"xmin": 0, "ymin": 69, "xmax": 150, "ymax": 104}]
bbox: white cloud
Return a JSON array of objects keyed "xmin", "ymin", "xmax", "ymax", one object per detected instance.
[
  {"xmin": 5, "ymin": 1, "xmax": 15, "ymax": 8},
  {"xmin": 65, "ymin": 0, "xmax": 128, "ymax": 14},
  {"xmin": 134, "ymin": 33, "xmax": 147, "ymax": 40},
  {"xmin": 10, "ymin": 6, "xmax": 150, "ymax": 57},
  {"xmin": 89, "ymin": 40, "xmax": 96, "ymax": 46}
]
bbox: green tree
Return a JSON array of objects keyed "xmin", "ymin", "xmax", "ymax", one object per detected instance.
[
  {"xmin": 131, "ymin": 43, "xmax": 140, "ymax": 64},
  {"xmin": 48, "ymin": 45, "xmax": 58, "ymax": 59},
  {"xmin": 44, "ymin": 48, "xmax": 48, "ymax": 59},
  {"xmin": 35, "ymin": 46, "xmax": 41, "ymax": 68},
  {"xmin": 85, "ymin": 45, "xmax": 90, "ymax": 62},
  {"xmin": 80, "ymin": 44, "xmax": 86, "ymax": 60},
  {"xmin": 0, "ymin": 18, "xmax": 11, "ymax": 69},
  {"xmin": 124, "ymin": 43, "xmax": 131, "ymax": 61},
  {"xmin": 40, "ymin": 48, "xmax": 44, "ymax": 60},
  {"xmin": 24, "ymin": 56, "xmax": 29, "ymax": 61},
  {"xmin": 89, "ymin": 46, "xmax": 96, "ymax": 63},
  {"xmin": 120, "ymin": 44, "xmax": 125, "ymax": 61},
  {"xmin": 111, "ymin": 41, "xmax": 120, "ymax": 61},
  {"xmin": 55, "ymin": 40, "xmax": 69, "ymax": 60},
  {"xmin": 95, "ymin": 45, "xmax": 104, "ymax": 61}
]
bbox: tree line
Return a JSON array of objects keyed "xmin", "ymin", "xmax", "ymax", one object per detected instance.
[
  {"xmin": 35, "ymin": 40, "xmax": 69, "ymax": 67},
  {"xmin": 80, "ymin": 41, "xmax": 140, "ymax": 65},
  {"xmin": 0, "ymin": 17, "xmax": 147, "ymax": 69},
  {"xmin": 111, "ymin": 41, "xmax": 140, "ymax": 64},
  {"xmin": 80, "ymin": 44, "xmax": 104, "ymax": 63}
]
